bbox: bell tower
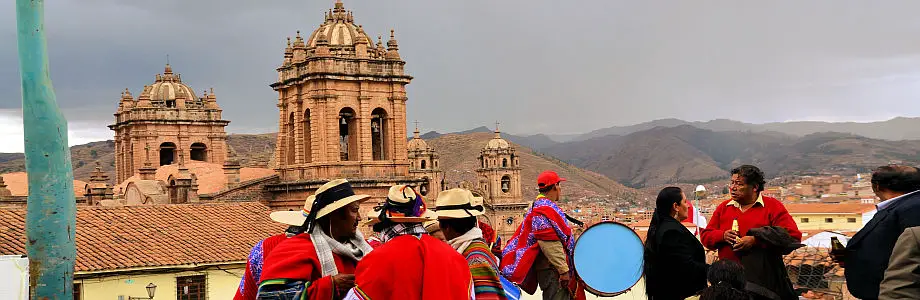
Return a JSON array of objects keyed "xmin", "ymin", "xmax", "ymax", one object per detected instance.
[
  {"xmin": 268, "ymin": 0, "xmax": 423, "ymax": 211},
  {"xmin": 476, "ymin": 124, "xmax": 528, "ymax": 240},
  {"xmin": 407, "ymin": 123, "xmax": 443, "ymax": 206}
]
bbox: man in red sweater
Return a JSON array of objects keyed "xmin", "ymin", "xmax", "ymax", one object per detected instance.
[{"xmin": 701, "ymin": 165, "xmax": 801, "ymax": 262}]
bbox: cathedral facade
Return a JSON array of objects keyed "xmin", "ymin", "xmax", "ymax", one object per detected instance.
[
  {"xmin": 266, "ymin": 1, "xmax": 423, "ymax": 211},
  {"xmin": 109, "ymin": 64, "xmax": 229, "ymax": 183}
]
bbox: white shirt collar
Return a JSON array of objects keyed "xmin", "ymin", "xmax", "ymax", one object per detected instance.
[
  {"xmin": 727, "ymin": 193, "xmax": 764, "ymax": 208},
  {"xmin": 877, "ymin": 190, "xmax": 920, "ymax": 210}
]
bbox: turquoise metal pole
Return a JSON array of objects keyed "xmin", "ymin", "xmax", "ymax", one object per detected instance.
[{"xmin": 15, "ymin": 0, "xmax": 77, "ymax": 299}]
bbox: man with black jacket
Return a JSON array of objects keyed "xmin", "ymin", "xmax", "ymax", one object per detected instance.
[{"xmin": 833, "ymin": 165, "xmax": 920, "ymax": 300}]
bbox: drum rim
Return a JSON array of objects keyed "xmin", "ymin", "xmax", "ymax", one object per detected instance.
[{"xmin": 572, "ymin": 221, "xmax": 645, "ymax": 297}]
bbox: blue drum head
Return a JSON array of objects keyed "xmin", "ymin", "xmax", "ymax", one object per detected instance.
[{"xmin": 573, "ymin": 222, "xmax": 644, "ymax": 296}]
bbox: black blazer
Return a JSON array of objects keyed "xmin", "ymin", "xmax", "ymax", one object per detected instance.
[
  {"xmin": 645, "ymin": 216, "xmax": 709, "ymax": 300},
  {"xmin": 845, "ymin": 191, "xmax": 920, "ymax": 300}
]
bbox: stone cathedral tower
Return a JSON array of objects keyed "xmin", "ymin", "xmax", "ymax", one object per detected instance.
[
  {"xmin": 268, "ymin": 0, "xmax": 423, "ymax": 209},
  {"xmin": 407, "ymin": 124, "xmax": 442, "ymax": 206},
  {"xmin": 109, "ymin": 64, "xmax": 229, "ymax": 184},
  {"xmin": 477, "ymin": 126, "xmax": 528, "ymax": 240}
]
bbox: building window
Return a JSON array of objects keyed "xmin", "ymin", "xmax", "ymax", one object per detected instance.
[
  {"xmin": 501, "ymin": 175, "xmax": 511, "ymax": 193},
  {"xmin": 800, "ymin": 218, "xmax": 809, "ymax": 223},
  {"xmin": 287, "ymin": 112, "xmax": 296, "ymax": 165},
  {"xmin": 847, "ymin": 218, "xmax": 856, "ymax": 223},
  {"xmin": 502, "ymin": 158, "xmax": 508, "ymax": 168},
  {"xmin": 339, "ymin": 108, "xmax": 358, "ymax": 161},
  {"xmin": 190, "ymin": 143, "xmax": 207, "ymax": 161},
  {"xmin": 825, "ymin": 218, "xmax": 833, "ymax": 223},
  {"xmin": 303, "ymin": 109, "xmax": 312, "ymax": 163},
  {"xmin": 371, "ymin": 108, "xmax": 389, "ymax": 161},
  {"xmin": 159, "ymin": 142, "xmax": 176, "ymax": 166},
  {"xmin": 177, "ymin": 275, "xmax": 206, "ymax": 300},
  {"xmin": 420, "ymin": 178, "xmax": 430, "ymax": 196},
  {"xmin": 421, "ymin": 160, "xmax": 427, "ymax": 170},
  {"xmin": 73, "ymin": 283, "xmax": 82, "ymax": 300}
]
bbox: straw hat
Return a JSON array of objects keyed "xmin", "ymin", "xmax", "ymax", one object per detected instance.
[
  {"xmin": 422, "ymin": 210, "xmax": 440, "ymax": 233},
  {"xmin": 311, "ymin": 179, "xmax": 371, "ymax": 220},
  {"xmin": 436, "ymin": 188, "xmax": 485, "ymax": 219},
  {"xmin": 269, "ymin": 195, "xmax": 316, "ymax": 226},
  {"xmin": 365, "ymin": 185, "xmax": 433, "ymax": 226}
]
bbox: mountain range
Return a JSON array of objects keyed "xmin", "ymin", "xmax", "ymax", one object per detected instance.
[
  {"xmin": 562, "ymin": 117, "xmax": 920, "ymax": 142},
  {"xmin": 543, "ymin": 125, "xmax": 920, "ymax": 187}
]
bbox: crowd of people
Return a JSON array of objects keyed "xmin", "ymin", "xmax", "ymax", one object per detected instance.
[
  {"xmin": 644, "ymin": 164, "xmax": 920, "ymax": 300},
  {"xmin": 231, "ymin": 164, "xmax": 920, "ymax": 300}
]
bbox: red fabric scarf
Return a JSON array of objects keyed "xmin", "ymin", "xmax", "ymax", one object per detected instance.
[{"xmin": 352, "ymin": 234, "xmax": 473, "ymax": 300}]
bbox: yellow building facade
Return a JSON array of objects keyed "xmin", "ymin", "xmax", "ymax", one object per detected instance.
[
  {"xmin": 785, "ymin": 203, "xmax": 876, "ymax": 231},
  {"xmin": 75, "ymin": 265, "xmax": 243, "ymax": 300}
]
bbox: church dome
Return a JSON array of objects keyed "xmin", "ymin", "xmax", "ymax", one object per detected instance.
[
  {"xmin": 408, "ymin": 135, "xmax": 429, "ymax": 151},
  {"xmin": 408, "ymin": 126, "xmax": 430, "ymax": 151},
  {"xmin": 141, "ymin": 64, "xmax": 199, "ymax": 104},
  {"xmin": 306, "ymin": 1, "xmax": 372, "ymax": 48},
  {"xmin": 485, "ymin": 130, "xmax": 511, "ymax": 150}
]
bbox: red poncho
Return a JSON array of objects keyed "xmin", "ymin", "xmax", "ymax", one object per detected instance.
[
  {"xmin": 349, "ymin": 234, "xmax": 473, "ymax": 300},
  {"xmin": 259, "ymin": 234, "xmax": 358, "ymax": 300},
  {"xmin": 500, "ymin": 199, "xmax": 585, "ymax": 300}
]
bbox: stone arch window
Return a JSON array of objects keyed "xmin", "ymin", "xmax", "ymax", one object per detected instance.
[
  {"xmin": 303, "ymin": 109, "xmax": 312, "ymax": 163},
  {"xmin": 371, "ymin": 108, "xmax": 389, "ymax": 160},
  {"xmin": 501, "ymin": 175, "xmax": 511, "ymax": 193},
  {"xmin": 159, "ymin": 142, "xmax": 176, "ymax": 166},
  {"xmin": 420, "ymin": 177, "xmax": 430, "ymax": 196},
  {"xmin": 287, "ymin": 112, "xmax": 296, "ymax": 165},
  {"xmin": 339, "ymin": 108, "xmax": 358, "ymax": 161},
  {"xmin": 190, "ymin": 143, "xmax": 207, "ymax": 161},
  {"xmin": 434, "ymin": 160, "xmax": 438, "ymax": 168},
  {"xmin": 502, "ymin": 158, "xmax": 508, "ymax": 168},
  {"xmin": 421, "ymin": 160, "xmax": 427, "ymax": 170}
]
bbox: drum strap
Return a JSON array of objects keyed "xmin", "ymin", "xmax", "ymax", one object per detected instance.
[{"xmin": 565, "ymin": 215, "xmax": 583, "ymax": 226}]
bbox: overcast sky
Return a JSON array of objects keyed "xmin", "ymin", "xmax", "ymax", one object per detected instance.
[{"xmin": 3, "ymin": 0, "xmax": 920, "ymax": 152}]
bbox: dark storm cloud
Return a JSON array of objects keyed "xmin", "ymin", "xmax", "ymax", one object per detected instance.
[{"xmin": 2, "ymin": 0, "xmax": 920, "ymax": 139}]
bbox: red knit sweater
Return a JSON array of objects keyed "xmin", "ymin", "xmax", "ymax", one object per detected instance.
[{"xmin": 701, "ymin": 195, "xmax": 802, "ymax": 262}]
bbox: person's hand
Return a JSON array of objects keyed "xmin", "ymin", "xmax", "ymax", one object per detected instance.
[
  {"xmin": 558, "ymin": 272, "xmax": 571, "ymax": 287},
  {"xmin": 332, "ymin": 274, "xmax": 355, "ymax": 296},
  {"xmin": 732, "ymin": 236, "xmax": 756, "ymax": 251},
  {"xmin": 723, "ymin": 230, "xmax": 740, "ymax": 244}
]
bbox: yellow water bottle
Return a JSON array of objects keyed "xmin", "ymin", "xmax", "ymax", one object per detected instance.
[{"xmin": 731, "ymin": 219, "xmax": 740, "ymax": 244}]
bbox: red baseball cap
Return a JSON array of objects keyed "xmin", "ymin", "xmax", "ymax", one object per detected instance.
[{"xmin": 537, "ymin": 171, "xmax": 565, "ymax": 188}]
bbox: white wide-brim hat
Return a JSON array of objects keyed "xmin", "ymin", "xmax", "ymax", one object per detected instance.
[
  {"xmin": 270, "ymin": 195, "xmax": 315, "ymax": 226},
  {"xmin": 436, "ymin": 188, "xmax": 485, "ymax": 219}
]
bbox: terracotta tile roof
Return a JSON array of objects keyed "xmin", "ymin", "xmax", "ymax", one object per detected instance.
[
  {"xmin": 785, "ymin": 203, "xmax": 876, "ymax": 214},
  {"xmin": 1, "ymin": 172, "xmax": 88, "ymax": 197},
  {"xmin": 115, "ymin": 162, "xmax": 276, "ymax": 194},
  {"xmin": 0, "ymin": 202, "xmax": 285, "ymax": 273}
]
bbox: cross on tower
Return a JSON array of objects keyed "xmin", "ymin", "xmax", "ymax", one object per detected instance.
[
  {"xmin": 494, "ymin": 121, "xmax": 500, "ymax": 132},
  {"xmin": 414, "ymin": 120, "xmax": 420, "ymax": 131}
]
